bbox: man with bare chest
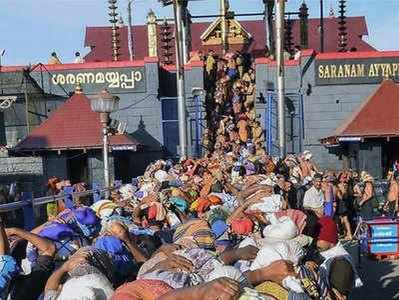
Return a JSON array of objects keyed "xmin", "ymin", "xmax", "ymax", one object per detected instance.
[{"xmin": 385, "ymin": 171, "xmax": 399, "ymax": 216}]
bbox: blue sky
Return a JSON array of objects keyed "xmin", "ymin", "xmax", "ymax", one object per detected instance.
[{"xmin": 1, "ymin": 0, "xmax": 398, "ymax": 66}]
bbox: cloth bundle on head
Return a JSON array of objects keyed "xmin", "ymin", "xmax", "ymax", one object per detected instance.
[
  {"xmin": 210, "ymin": 219, "xmax": 228, "ymax": 239},
  {"xmin": 119, "ymin": 184, "xmax": 137, "ymax": 200},
  {"xmin": 209, "ymin": 192, "xmax": 238, "ymax": 211},
  {"xmin": 95, "ymin": 236, "xmax": 128, "ymax": 256},
  {"xmin": 317, "ymin": 216, "xmax": 338, "ymax": 246},
  {"xmin": 251, "ymin": 241, "xmax": 304, "ymax": 271},
  {"xmin": 208, "ymin": 195, "xmax": 222, "ymax": 205},
  {"xmin": 147, "ymin": 202, "xmax": 167, "ymax": 221},
  {"xmin": 231, "ymin": 218, "xmax": 254, "ymax": 235},
  {"xmin": 38, "ymin": 222, "xmax": 75, "ymax": 241},
  {"xmin": 91, "ymin": 200, "xmax": 118, "ymax": 219},
  {"xmin": 154, "ymin": 170, "xmax": 169, "ymax": 183},
  {"xmin": 72, "ymin": 207, "xmax": 101, "ymax": 238},
  {"xmin": 111, "ymin": 279, "xmax": 173, "ymax": 300},
  {"xmin": 56, "ymin": 273, "xmax": 114, "ymax": 300},
  {"xmin": 94, "ymin": 236, "xmax": 137, "ymax": 283},
  {"xmin": 250, "ymin": 241, "xmax": 304, "ymax": 294},
  {"xmin": 101, "ymin": 215, "xmax": 133, "ymax": 232},
  {"xmin": 207, "ymin": 265, "xmax": 251, "ymax": 289},
  {"xmin": 205, "ymin": 207, "xmax": 230, "ymax": 225},
  {"xmin": 174, "ymin": 248, "xmax": 222, "ymax": 279},
  {"xmin": 196, "ymin": 198, "xmax": 212, "ymax": 213},
  {"xmin": 173, "ymin": 219, "xmax": 215, "ymax": 249},
  {"xmin": 262, "ymin": 216, "xmax": 298, "ymax": 243},
  {"xmin": 169, "ymin": 196, "xmax": 188, "ymax": 213},
  {"xmin": 274, "ymin": 210, "xmax": 307, "ymax": 234},
  {"xmin": 248, "ymin": 194, "xmax": 283, "ymax": 214}
]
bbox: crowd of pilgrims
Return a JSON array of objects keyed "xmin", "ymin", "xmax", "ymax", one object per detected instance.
[{"xmin": 0, "ymin": 50, "xmax": 398, "ymax": 300}]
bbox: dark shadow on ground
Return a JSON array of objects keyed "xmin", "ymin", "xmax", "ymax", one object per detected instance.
[{"xmin": 352, "ymin": 256, "xmax": 399, "ymax": 300}]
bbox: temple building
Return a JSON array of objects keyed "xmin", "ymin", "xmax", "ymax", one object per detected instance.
[
  {"xmin": 84, "ymin": 14, "xmax": 374, "ymax": 63},
  {"xmin": 0, "ymin": 3, "xmax": 398, "ymax": 194}
]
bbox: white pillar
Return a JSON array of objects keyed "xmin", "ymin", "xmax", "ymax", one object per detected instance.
[
  {"xmin": 102, "ymin": 126, "xmax": 110, "ymax": 198},
  {"xmin": 174, "ymin": 0, "xmax": 188, "ymax": 157},
  {"xmin": 275, "ymin": 0, "xmax": 286, "ymax": 157}
]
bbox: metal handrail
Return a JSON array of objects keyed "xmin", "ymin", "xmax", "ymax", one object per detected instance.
[{"xmin": 0, "ymin": 188, "xmax": 112, "ymax": 213}]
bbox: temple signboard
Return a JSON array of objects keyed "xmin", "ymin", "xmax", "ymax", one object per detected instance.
[
  {"xmin": 315, "ymin": 57, "xmax": 399, "ymax": 85},
  {"xmin": 48, "ymin": 67, "xmax": 146, "ymax": 94}
]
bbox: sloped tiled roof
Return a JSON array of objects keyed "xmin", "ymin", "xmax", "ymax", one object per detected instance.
[
  {"xmin": 322, "ymin": 80, "xmax": 399, "ymax": 143},
  {"xmin": 84, "ymin": 16, "xmax": 375, "ymax": 63},
  {"xmin": 15, "ymin": 93, "xmax": 140, "ymax": 151}
]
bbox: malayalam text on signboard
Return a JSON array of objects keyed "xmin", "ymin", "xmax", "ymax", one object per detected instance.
[
  {"xmin": 49, "ymin": 67, "xmax": 146, "ymax": 94},
  {"xmin": 315, "ymin": 57, "xmax": 399, "ymax": 85}
]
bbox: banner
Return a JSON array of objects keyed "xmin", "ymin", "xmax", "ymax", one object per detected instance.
[
  {"xmin": 315, "ymin": 57, "xmax": 399, "ymax": 85},
  {"xmin": 49, "ymin": 67, "xmax": 146, "ymax": 94}
]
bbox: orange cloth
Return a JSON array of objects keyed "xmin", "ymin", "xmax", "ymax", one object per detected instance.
[
  {"xmin": 208, "ymin": 195, "xmax": 222, "ymax": 205},
  {"xmin": 197, "ymin": 198, "xmax": 211, "ymax": 213}
]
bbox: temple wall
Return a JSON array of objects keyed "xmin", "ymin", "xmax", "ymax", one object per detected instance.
[{"xmin": 256, "ymin": 53, "xmax": 391, "ymax": 175}]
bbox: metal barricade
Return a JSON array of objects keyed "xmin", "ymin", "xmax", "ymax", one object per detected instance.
[{"xmin": 0, "ymin": 187, "xmax": 112, "ymax": 229}]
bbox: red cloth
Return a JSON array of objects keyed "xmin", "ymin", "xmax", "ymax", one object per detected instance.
[
  {"xmin": 112, "ymin": 279, "xmax": 173, "ymax": 300},
  {"xmin": 148, "ymin": 205, "xmax": 157, "ymax": 220},
  {"xmin": 231, "ymin": 218, "xmax": 254, "ymax": 235},
  {"xmin": 317, "ymin": 216, "xmax": 338, "ymax": 245}
]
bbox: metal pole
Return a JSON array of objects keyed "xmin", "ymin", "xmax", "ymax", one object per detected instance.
[
  {"xmin": 181, "ymin": 1, "xmax": 189, "ymax": 64},
  {"xmin": 275, "ymin": 0, "xmax": 286, "ymax": 157},
  {"xmin": 24, "ymin": 72, "xmax": 30, "ymax": 134},
  {"xmin": 102, "ymin": 125, "xmax": 110, "ymax": 199},
  {"xmin": 174, "ymin": 0, "xmax": 188, "ymax": 157},
  {"xmin": 127, "ymin": 0, "xmax": 134, "ymax": 60},
  {"xmin": 267, "ymin": 92, "xmax": 272, "ymax": 154},
  {"xmin": 194, "ymin": 94, "xmax": 201, "ymax": 157},
  {"xmin": 264, "ymin": 0, "xmax": 270, "ymax": 51},
  {"xmin": 320, "ymin": 0, "xmax": 324, "ymax": 53},
  {"xmin": 220, "ymin": 0, "xmax": 228, "ymax": 55},
  {"xmin": 264, "ymin": 0, "xmax": 274, "ymax": 54}
]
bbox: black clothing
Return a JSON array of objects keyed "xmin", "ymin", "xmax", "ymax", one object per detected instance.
[{"xmin": 9, "ymin": 255, "xmax": 55, "ymax": 300}]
